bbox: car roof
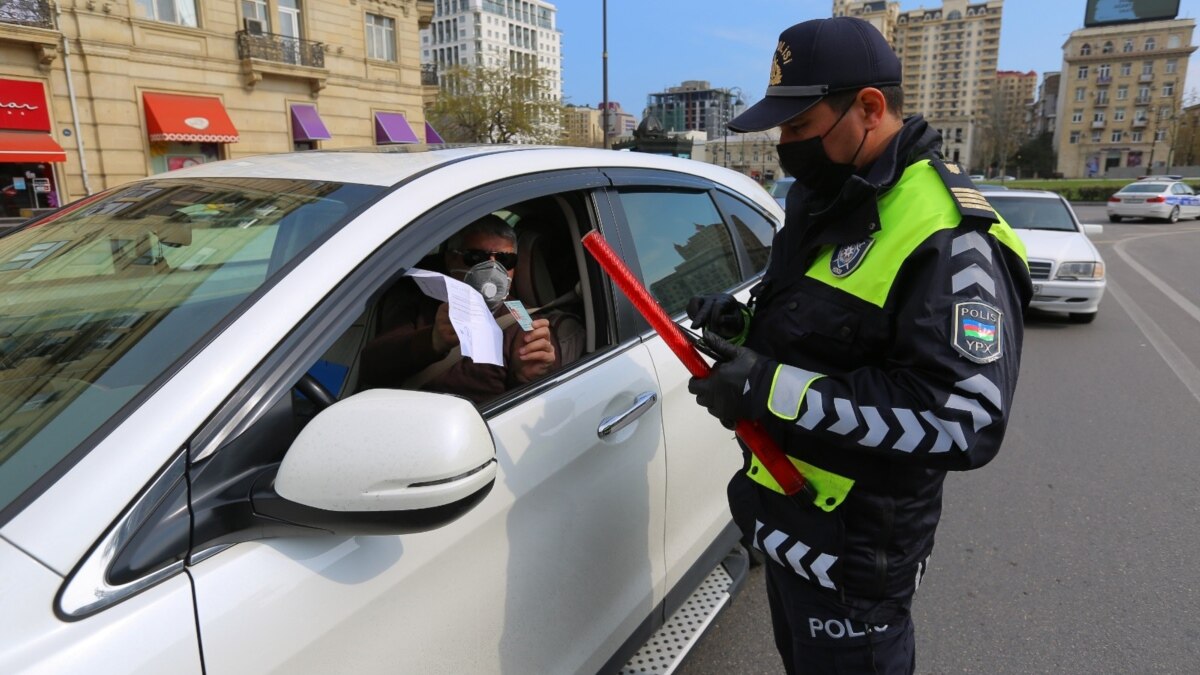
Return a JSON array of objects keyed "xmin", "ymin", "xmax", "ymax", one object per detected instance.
[
  {"xmin": 148, "ymin": 145, "xmax": 761, "ymax": 193},
  {"xmin": 983, "ymin": 189, "xmax": 1062, "ymax": 199}
]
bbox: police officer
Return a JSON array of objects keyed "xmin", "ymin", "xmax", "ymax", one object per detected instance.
[{"xmin": 687, "ymin": 17, "xmax": 1032, "ymax": 675}]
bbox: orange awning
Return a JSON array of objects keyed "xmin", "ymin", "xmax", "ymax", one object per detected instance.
[
  {"xmin": 143, "ymin": 92, "xmax": 239, "ymax": 143},
  {"xmin": 0, "ymin": 131, "xmax": 67, "ymax": 163}
]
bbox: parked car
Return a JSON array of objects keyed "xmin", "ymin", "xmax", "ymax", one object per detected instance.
[
  {"xmin": 768, "ymin": 176, "xmax": 794, "ymax": 210},
  {"xmin": 986, "ymin": 189, "xmax": 1106, "ymax": 323},
  {"xmin": 1106, "ymin": 179, "xmax": 1200, "ymax": 223},
  {"xmin": 0, "ymin": 146, "xmax": 780, "ymax": 673},
  {"xmin": 968, "ymin": 174, "xmax": 986, "ymax": 181},
  {"xmin": 976, "ymin": 183, "xmax": 1009, "ymax": 191}
]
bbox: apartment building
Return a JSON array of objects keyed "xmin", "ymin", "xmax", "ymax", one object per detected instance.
[
  {"xmin": 1030, "ymin": 71, "xmax": 1060, "ymax": 138},
  {"xmin": 1, "ymin": 0, "xmax": 440, "ymax": 213},
  {"xmin": 644, "ymin": 81, "xmax": 741, "ymax": 141},
  {"xmin": 420, "ymin": 0, "xmax": 561, "ymax": 97},
  {"xmin": 1054, "ymin": 19, "xmax": 1196, "ymax": 177},
  {"xmin": 562, "ymin": 104, "xmax": 603, "ymax": 148},
  {"xmin": 705, "ymin": 129, "xmax": 782, "ymax": 184},
  {"xmin": 834, "ymin": 0, "xmax": 1004, "ymax": 171}
]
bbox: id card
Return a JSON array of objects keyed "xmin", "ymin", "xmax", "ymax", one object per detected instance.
[{"xmin": 503, "ymin": 299, "xmax": 535, "ymax": 331}]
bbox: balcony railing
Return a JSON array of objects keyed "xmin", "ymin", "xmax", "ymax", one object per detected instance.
[
  {"xmin": 421, "ymin": 63, "xmax": 438, "ymax": 86},
  {"xmin": 1139, "ymin": 73, "xmax": 1155, "ymax": 82},
  {"xmin": 1096, "ymin": 76, "xmax": 1112, "ymax": 85},
  {"xmin": 0, "ymin": 0, "xmax": 56, "ymax": 30},
  {"xmin": 237, "ymin": 29, "xmax": 324, "ymax": 69}
]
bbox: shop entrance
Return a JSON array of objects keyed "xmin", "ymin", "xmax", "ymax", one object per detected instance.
[{"xmin": 1, "ymin": 163, "xmax": 58, "ymax": 217}]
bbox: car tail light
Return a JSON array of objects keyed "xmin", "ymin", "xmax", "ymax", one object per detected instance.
[
  {"xmin": 1147, "ymin": 196, "xmax": 1166, "ymax": 203},
  {"xmin": 1108, "ymin": 196, "xmax": 1121, "ymax": 202}
]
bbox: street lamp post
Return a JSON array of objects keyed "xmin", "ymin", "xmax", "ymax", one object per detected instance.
[{"xmin": 601, "ymin": 0, "xmax": 609, "ymax": 149}]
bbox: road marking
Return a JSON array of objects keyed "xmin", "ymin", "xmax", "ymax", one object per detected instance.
[
  {"xmin": 1106, "ymin": 279, "xmax": 1200, "ymax": 407},
  {"xmin": 1110, "ymin": 230, "xmax": 1200, "ymax": 325}
]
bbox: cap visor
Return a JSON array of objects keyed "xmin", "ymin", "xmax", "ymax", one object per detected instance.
[{"xmin": 728, "ymin": 95, "xmax": 822, "ymax": 133}]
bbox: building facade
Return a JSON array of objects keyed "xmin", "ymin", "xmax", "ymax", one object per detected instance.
[
  {"xmin": 1, "ymin": 0, "xmax": 438, "ymax": 216},
  {"xmin": 1053, "ymin": 19, "xmax": 1196, "ymax": 178},
  {"xmin": 599, "ymin": 101, "xmax": 636, "ymax": 144},
  {"xmin": 419, "ymin": 0, "xmax": 561, "ymax": 97},
  {"xmin": 1030, "ymin": 70, "xmax": 1060, "ymax": 138},
  {"xmin": 561, "ymin": 104, "xmax": 602, "ymax": 148},
  {"xmin": 644, "ymin": 81, "xmax": 740, "ymax": 141},
  {"xmin": 834, "ymin": 0, "xmax": 1003, "ymax": 172},
  {"xmin": 705, "ymin": 129, "xmax": 781, "ymax": 184}
]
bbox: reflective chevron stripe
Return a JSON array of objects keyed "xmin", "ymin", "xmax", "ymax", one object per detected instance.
[
  {"xmin": 951, "ymin": 263, "xmax": 996, "ymax": 297},
  {"xmin": 951, "ymin": 230, "xmax": 993, "ymax": 263},
  {"xmin": 789, "ymin": 375, "xmax": 1001, "ymax": 455},
  {"xmin": 768, "ymin": 365, "xmax": 825, "ymax": 421},
  {"xmin": 754, "ymin": 519, "xmax": 839, "ymax": 590}
]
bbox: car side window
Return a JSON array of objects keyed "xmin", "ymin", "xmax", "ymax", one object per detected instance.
[
  {"xmin": 616, "ymin": 189, "xmax": 740, "ymax": 315},
  {"xmin": 713, "ymin": 191, "xmax": 775, "ymax": 278}
]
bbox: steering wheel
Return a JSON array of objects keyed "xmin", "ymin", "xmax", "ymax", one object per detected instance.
[{"xmin": 294, "ymin": 373, "xmax": 337, "ymax": 411}]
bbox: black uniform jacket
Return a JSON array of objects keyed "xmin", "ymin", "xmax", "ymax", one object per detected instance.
[{"xmin": 732, "ymin": 116, "xmax": 1033, "ymax": 623}]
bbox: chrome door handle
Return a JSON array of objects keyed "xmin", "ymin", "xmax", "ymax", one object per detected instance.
[{"xmin": 597, "ymin": 391, "xmax": 658, "ymax": 437}]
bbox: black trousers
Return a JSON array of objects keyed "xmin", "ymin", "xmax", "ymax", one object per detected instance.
[{"xmin": 764, "ymin": 563, "xmax": 915, "ymax": 675}]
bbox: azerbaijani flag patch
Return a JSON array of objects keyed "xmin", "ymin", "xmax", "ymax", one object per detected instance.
[{"xmin": 952, "ymin": 301, "xmax": 1003, "ymax": 364}]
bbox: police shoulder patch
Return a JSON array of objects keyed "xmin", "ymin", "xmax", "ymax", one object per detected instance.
[
  {"xmin": 831, "ymin": 238, "xmax": 874, "ymax": 278},
  {"xmin": 952, "ymin": 301, "xmax": 1003, "ymax": 364}
]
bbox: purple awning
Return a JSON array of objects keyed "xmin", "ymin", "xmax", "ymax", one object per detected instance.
[
  {"xmin": 290, "ymin": 104, "xmax": 331, "ymax": 142},
  {"xmin": 374, "ymin": 112, "xmax": 419, "ymax": 144},
  {"xmin": 424, "ymin": 121, "xmax": 446, "ymax": 144}
]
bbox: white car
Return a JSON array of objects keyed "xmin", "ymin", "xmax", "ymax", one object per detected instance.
[
  {"xmin": 1106, "ymin": 179, "xmax": 1200, "ymax": 223},
  {"xmin": 0, "ymin": 146, "xmax": 781, "ymax": 673},
  {"xmin": 986, "ymin": 189, "xmax": 1106, "ymax": 324}
]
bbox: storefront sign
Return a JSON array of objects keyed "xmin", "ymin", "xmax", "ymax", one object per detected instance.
[{"xmin": 0, "ymin": 79, "xmax": 53, "ymax": 133}]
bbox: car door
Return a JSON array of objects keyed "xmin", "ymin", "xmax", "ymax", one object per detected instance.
[
  {"xmin": 598, "ymin": 170, "xmax": 777, "ymax": 612},
  {"xmin": 185, "ymin": 172, "xmax": 669, "ymax": 675}
]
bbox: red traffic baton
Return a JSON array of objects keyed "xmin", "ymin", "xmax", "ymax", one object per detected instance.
[{"xmin": 581, "ymin": 231, "xmax": 813, "ymax": 500}]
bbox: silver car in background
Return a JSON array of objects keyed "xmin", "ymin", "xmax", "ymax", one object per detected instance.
[
  {"xmin": 986, "ymin": 190, "xmax": 1106, "ymax": 324},
  {"xmin": 1106, "ymin": 179, "xmax": 1200, "ymax": 223}
]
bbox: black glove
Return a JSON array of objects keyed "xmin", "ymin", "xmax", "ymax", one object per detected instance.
[
  {"xmin": 686, "ymin": 293, "xmax": 747, "ymax": 341},
  {"xmin": 687, "ymin": 331, "xmax": 766, "ymax": 429}
]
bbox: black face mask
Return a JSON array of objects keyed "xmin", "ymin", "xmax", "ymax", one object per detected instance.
[{"xmin": 777, "ymin": 99, "xmax": 867, "ymax": 199}]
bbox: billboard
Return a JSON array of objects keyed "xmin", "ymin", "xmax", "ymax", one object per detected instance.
[{"xmin": 1084, "ymin": 0, "xmax": 1180, "ymax": 27}]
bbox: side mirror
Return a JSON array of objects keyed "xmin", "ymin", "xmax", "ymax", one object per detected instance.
[
  {"xmin": 254, "ymin": 389, "xmax": 497, "ymax": 535},
  {"xmin": 1083, "ymin": 223, "xmax": 1104, "ymax": 236}
]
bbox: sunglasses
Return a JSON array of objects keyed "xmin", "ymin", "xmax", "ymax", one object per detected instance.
[{"xmin": 453, "ymin": 248, "xmax": 518, "ymax": 268}]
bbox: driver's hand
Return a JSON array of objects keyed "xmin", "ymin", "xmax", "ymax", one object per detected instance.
[
  {"xmin": 512, "ymin": 318, "xmax": 555, "ymax": 384},
  {"xmin": 430, "ymin": 303, "xmax": 459, "ymax": 354}
]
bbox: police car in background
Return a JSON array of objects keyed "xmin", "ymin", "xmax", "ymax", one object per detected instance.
[
  {"xmin": 986, "ymin": 189, "xmax": 1106, "ymax": 324},
  {"xmin": 1106, "ymin": 176, "xmax": 1200, "ymax": 223}
]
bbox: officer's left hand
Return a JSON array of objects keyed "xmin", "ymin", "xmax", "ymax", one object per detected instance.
[{"xmin": 687, "ymin": 332, "xmax": 766, "ymax": 429}]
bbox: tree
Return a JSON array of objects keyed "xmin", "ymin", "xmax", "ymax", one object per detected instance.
[
  {"xmin": 1012, "ymin": 132, "xmax": 1056, "ymax": 179},
  {"xmin": 976, "ymin": 85, "xmax": 1029, "ymax": 178},
  {"xmin": 427, "ymin": 64, "xmax": 564, "ymax": 144}
]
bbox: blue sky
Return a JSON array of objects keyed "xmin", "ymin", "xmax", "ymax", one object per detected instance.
[{"xmin": 557, "ymin": 0, "xmax": 1200, "ymax": 116}]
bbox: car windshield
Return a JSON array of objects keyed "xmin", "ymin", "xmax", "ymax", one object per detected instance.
[
  {"xmin": 989, "ymin": 196, "xmax": 1078, "ymax": 232},
  {"xmin": 1119, "ymin": 183, "xmax": 1169, "ymax": 193},
  {"xmin": 0, "ymin": 177, "xmax": 381, "ymax": 517}
]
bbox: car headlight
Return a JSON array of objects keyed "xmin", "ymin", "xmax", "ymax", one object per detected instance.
[{"xmin": 1055, "ymin": 261, "xmax": 1105, "ymax": 280}]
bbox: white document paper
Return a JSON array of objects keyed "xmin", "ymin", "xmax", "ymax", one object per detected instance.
[{"xmin": 405, "ymin": 268, "xmax": 504, "ymax": 367}]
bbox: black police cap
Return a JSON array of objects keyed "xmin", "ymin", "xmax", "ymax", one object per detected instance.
[{"xmin": 728, "ymin": 16, "xmax": 902, "ymax": 133}]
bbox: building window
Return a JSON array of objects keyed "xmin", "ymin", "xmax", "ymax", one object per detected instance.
[
  {"xmin": 134, "ymin": 0, "xmax": 199, "ymax": 26},
  {"xmin": 1123, "ymin": 39, "xmax": 1134, "ymax": 53},
  {"xmin": 1072, "ymin": 109, "xmax": 1084, "ymax": 123},
  {"xmin": 1076, "ymin": 87, "xmax": 1086, "ymax": 102},
  {"xmin": 1102, "ymin": 41, "xmax": 1114, "ymax": 54},
  {"xmin": 1163, "ymin": 82, "xmax": 1175, "ymax": 97},
  {"xmin": 1069, "ymin": 131, "xmax": 1081, "ymax": 143},
  {"xmin": 1144, "ymin": 37, "xmax": 1156, "ymax": 51},
  {"xmin": 1166, "ymin": 59, "xmax": 1178, "ymax": 74},
  {"xmin": 1077, "ymin": 65, "xmax": 1089, "ymax": 79},
  {"xmin": 1156, "ymin": 129, "xmax": 1167, "ymax": 141},
  {"xmin": 1111, "ymin": 130, "xmax": 1122, "ymax": 142},
  {"xmin": 1080, "ymin": 43, "xmax": 1091, "ymax": 56},
  {"xmin": 1143, "ymin": 61, "xmax": 1154, "ymax": 75},
  {"xmin": 1092, "ymin": 130, "xmax": 1102, "ymax": 142},
  {"xmin": 366, "ymin": 13, "xmax": 397, "ymax": 61},
  {"xmin": 1098, "ymin": 64, "xmax": 1111, "ymax": 79},
  {"xmin": 1093, "ymin": 111, "xmax": 1106, "ymax": 123},
  {"xmin": 1115, "ymin": 108, "xmax": 1126, "ymax": 121},
  {"xmin": 1120, "ymin": 62, "xmax": 1132, "ymax": 76},
  {"xmin": 1169, "ymin": 35, "xmax": 1182, "ymax": 48},
  {"xmin": 1097, "ymin": 90, "xmax": 1109, "ymax": 104},
  {"xmin": 1117, "ymin": 86, "xmax": 1128, "ymax": 100},
  {"xmin": 1131, "ymin": 131, "xmax": 1143, "ymax": 142}
]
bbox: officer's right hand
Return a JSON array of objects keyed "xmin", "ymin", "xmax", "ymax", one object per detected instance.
[{"xmin": 686, "ymin": 293, "xmax": 747, "ymax": 340}]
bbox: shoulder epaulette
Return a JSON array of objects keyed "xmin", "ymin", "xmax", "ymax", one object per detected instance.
[{"xmin": 929, "ymin": 157, "xmax": 999, "ymax": 224}]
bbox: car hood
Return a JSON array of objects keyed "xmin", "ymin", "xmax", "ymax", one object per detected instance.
[{"xmin": 1015, "ymin": 229, "xmax": 1102, "ymax": 262}]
